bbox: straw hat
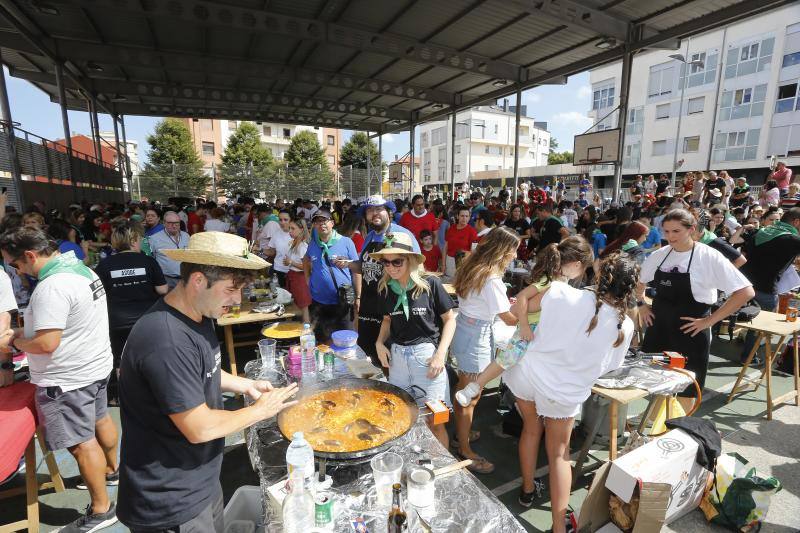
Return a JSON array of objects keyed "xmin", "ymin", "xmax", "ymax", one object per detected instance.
[
  {"xmin": 162, "ymin": 231, "xmax": 270, "ymax": 270},
  {"xmin": 368, "ymin": 231, "xmax": 425, "ymax": 264}
]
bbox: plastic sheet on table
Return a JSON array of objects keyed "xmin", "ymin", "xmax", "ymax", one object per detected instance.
[
  {"xmin": 595, "ymin": 361, "xmax": 695, "ymax": 396},
  {"xmin": 244, "ymin": 361, "xmax": 527, "ymax": 532}
]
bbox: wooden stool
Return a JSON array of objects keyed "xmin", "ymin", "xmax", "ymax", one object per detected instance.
[{"xmin": 0, "ymin": 432, "xmax": 66, "ymax": 533}]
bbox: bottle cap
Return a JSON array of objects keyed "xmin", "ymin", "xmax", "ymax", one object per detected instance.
[{"xmin": 293, "ymin": 431, "xmax": 304, "ymax": 440}]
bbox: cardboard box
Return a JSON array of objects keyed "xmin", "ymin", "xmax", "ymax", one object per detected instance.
[{"xmin": 578, "ymin": 429, "xmax": 711, "ymax": 532}]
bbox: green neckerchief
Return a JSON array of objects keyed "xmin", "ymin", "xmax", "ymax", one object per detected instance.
[
  {"xmin": 754, "ymin": 221, "xmax": 799, "ymax": 246},
  {"xmin": 315, "ymin": 229, "xmax": 341, "ymax": 259},
  {"xmin": 592, "ymin": 228, "xmax": 602, "ymax": 235},
  {"xmin": 38, "ymin": 251, "xmax": 94, "ymax": 282},
  {"xmin": 621, "ymin": 239, "xmax": 638, "ymax": 252},
  {"xmin": 699, "ymin": 229, "xmax": 717, "ymax": 245},
  {"xmin": 387, "ymin": 278, "xmax": 415, "ymax": 319}
]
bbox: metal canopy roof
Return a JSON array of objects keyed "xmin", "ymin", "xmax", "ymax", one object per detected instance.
[{"xmin": 0, "ymin": 0, "xmax": 792, "ymax": 135}]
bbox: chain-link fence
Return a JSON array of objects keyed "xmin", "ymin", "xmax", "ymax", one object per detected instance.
[{"xmin": 130, "ymin": 163, "xmax": 384, "ymax": 203}]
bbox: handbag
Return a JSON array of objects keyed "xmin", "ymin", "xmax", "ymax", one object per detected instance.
[
  {"xmin": 712, "ymin": 297, "xmax": 761, "ymax": 340},
  {"xmin": 323, "ymin": 255, "xmax": 355, "ymax": 319}
]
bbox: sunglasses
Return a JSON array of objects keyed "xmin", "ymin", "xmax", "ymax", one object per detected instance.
[{"xmin": 380, "ymin": 258, "xmax": 407, "ymax": 267}]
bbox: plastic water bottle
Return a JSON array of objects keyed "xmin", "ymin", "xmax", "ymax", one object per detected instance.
[
  {"xmin": 282, "ymin": 465, "xmax": 314, "ymax": 533},
  {"xmin": 271, "ymin": 274, "xmax": 279, "ymax": 299},
  {"xmin": 285, "ymin": 432, "xmax": 315, "ymax": 495},
  {"xmin": 299, "ymin": 324, "xmax": 317, "ymax": 384}
]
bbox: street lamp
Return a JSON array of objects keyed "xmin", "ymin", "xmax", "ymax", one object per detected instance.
[{"xmin": 669, "ymin": 53, "xmax": 705, "ymax": 190}]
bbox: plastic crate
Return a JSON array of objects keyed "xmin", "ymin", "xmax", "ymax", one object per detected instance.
[{"xmin": 224, "ymin": 486, "xmax": 264, "ymax": 531}]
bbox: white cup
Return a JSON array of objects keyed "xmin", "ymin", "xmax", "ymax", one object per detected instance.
[{"xmin": 370, "ymin": 451, "xmax": 403, "ymax": 507}]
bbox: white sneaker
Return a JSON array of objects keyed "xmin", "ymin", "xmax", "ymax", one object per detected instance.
[{"xmin": 455, "ymin": 382, "xmax": 481, "ymax": 407}]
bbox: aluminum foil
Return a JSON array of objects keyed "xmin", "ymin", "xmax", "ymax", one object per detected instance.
[
  {"xmin": 595, "ymin": 361, "xmax": 695, "ymax": 395},
  {"xmin": 244, "ymin": 360, "xmax": 527, "ymax": 532}
]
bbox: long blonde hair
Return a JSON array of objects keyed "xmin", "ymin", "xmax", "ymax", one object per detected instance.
[
  {"xmin": 289, "ymin": 218, "xmax": 309, "ymax": 252},
  {"xmin": 453, "ymin": 226, "xmax": 519, "ymax": 298},
  {"xmin": 377, "ymin": 254, "xmax": 431, "ymax": 299}
]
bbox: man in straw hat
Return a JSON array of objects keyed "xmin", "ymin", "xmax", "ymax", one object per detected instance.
[{"xmin": 117, "ymin": 232, "xmax": 298, "ymax": 533}]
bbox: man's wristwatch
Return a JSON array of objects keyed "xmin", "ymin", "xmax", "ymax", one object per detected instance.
[{"xmin": 0, "ymin": 361, "xmax": 13, "ymax": 371}]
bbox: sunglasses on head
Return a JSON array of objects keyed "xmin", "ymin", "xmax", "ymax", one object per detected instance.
[{"xmin": 380, "ymin": 257, "xmax": 407, "ymax": 267}]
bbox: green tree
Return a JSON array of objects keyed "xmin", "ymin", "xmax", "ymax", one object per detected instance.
[
  {"xmin": 340, "ymin": 132, "xmax": 383, "ymax": 170},
  {"xmin": 549, "ymin": 137, "xmax": 559, "ymax": 154},
  {"xmin": 548, "ymin": 150, "xmax": 574, "ymax": 165},
  {"xmin": 140, "ymin": 118, "xmax": 207, "ymax": 197},
  {"xmin": 218, "ymin": 122, "xmax": 275, "ymax": 196},
  {"xmin": 285, "ymin": 130, "xmax": 327, "ymax": 170}
]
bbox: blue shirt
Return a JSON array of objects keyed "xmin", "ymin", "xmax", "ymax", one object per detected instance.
[
  {"xmin": 437, "ymin": 218, "xmax": 450, "ymax": 247},
  {"xmin": 58, "ymin": 240, "xmax": 85, "ymax": 261},
  {"xmin": 145, "ymin": 223, "xmax": 164, "ymax": 237},
  {"xmin": 306, "ymin": 232, "xmax": 358, "ymax": 305},
  {"xmin": 592, "ymin": 232, "xmax": 607, "ymax": 257},
  {"xmin": 642, "ymin": 226, "xmax": 661, "ymax": 252}
]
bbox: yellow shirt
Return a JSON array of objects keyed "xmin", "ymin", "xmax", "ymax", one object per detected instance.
[{"xmin": 526, "ymin": 277, "xmax": 552, "ymax": 326}]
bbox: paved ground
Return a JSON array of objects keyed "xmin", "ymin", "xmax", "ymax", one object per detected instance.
[{"xmin": 1, "ymin": 332, "xmax": 798, "ymax": 532}]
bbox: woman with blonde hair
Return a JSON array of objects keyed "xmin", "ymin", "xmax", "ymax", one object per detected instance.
[
  {"xmin": 374, "ymin": 231, "xmax": 456, "ymax": 447},
  {"xmin": 283, "ymin": 217, "xmax": 312, "ymax": 323},
  {"xmin": 449, "ymin": 226, "xmax": 520, "ymax": 473}
]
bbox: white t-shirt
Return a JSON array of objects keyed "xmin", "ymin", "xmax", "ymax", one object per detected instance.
[
  {"xmin": 645, "ymin": 180, "xmax": 657, "ymax": 195},
  {"xmin": 0, "ymin": 269, "xmax": 18, "ymax": 313},
  {"xmin": 457, "ymin": 276, "xmax": 510, "ymax": 320},
  {"xmin": 269, "ymin": 229, "xmax": 293, "ymax": 273},
  {"xmin": 639, "ymin": 243, "xmax": 751, "ymax": 305},
  {"xmin": 256, "ymin": 220, "xmax": 281, "ymax": 251},
  {"xmin": 204, "ymin": 218, "xmax": 231, "ymax": 233},
  {"xmin": 286, "ymin": 241, "xmax": 308, "ymax": 272},
  {"xmin": 504, "ymin": 282, "xmax": 633, "ymax": 405},
  {"xmin": 561, "ymin": 208, "xmax": 577, "ymax": 228},
  {"xmin": 25, "ymin": 271, "xmax": 112, "ymax": 391}
]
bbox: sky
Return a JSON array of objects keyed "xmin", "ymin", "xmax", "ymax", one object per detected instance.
[{"xmin": 5, "ymin": 67, "xmax": 592, "ymax": 165}]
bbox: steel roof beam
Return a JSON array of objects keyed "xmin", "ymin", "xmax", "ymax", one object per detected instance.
[
  {"xmin": 68, "ymin": 0, "xmax": 523, "ymax": 82},
  {"xmin": 507, "ymin": 0, "xmax": 630, "ymax": 42},
  {"xmin": 42, "ymin": 40, "xmax": 458, "ymax": 106}
]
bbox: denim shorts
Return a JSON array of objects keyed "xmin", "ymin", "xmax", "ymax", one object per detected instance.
[
  {"xmin": 450, "ymin": 313, "xmax": 495, "ymax": 375},
  {"xmin": 389, "ymin": 343, "xmax": 450, "ymax": 407}
]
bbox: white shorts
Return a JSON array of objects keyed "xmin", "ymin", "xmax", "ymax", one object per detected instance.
[{"xmin": 506, "ymin": 379, "xmax": 581, "ymax": 419}]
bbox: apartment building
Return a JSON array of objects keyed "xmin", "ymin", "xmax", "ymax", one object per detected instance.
[
  {"xmin": 417, "ymin": 105, "xmax": 550, "ymax": 191},
  {"xmin": 99, "ymin": 132, "xmax": 139, "ymax": 175},
  {"xmin": 586, "ymin": 3, "xmax": 800, "ymax": 184}
]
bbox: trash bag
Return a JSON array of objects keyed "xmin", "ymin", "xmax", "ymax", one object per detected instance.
[{"xmin": 700, "ymin": 452, "xmax": 782, "ymax": 532}]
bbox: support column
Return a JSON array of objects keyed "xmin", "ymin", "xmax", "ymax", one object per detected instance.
[
  {"xmin": 450, "ymin": 109, "xmax": 457, "ymax": 200},
  {"xmin": 409, "ymin": 120, "xmax": 415, "ymax": 198},
  {"xmin": 612, "ymin": 43, "xmax": 633, "ymax": 203},
  {"xmin": 513, "ymin": 88, "xmax": 522, "ymax": 201},
  {"xmin": 120, "ymin": 115, "xmax": 132, "ymax": 177},
  {"xmin": 90, "ymin": 94, "xmax": 102, "ymax": 166},
  {"xmin": 55, "ymin": 62, "xmax": 77, "ymax": 201},
  {"xmin": 366, "ymin": 131, "xmax": 371, "ymax": 197},
  {"xmin": 0, "ymin": 50, "xmax": 24, "ymax": 209},
  {"xmin": 112, "ymin": 114, "xmax": 122, "ymax": 173},
  {"xmin": 378, "ymin": 134, "xmax": 382, "ymax": 196}
]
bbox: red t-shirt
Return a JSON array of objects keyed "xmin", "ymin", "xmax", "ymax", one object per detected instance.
[
  {"xmin": 187, "ymin": 212, "xmax": 205, "ymax": 235},
  {"xmin": 399, "ymin": 211, "xmax": 438, "ymax": 242},
  {"xmin": 421, "ymin": 245, "xmax": 442, "ymax": 272},
  {"xmin": 445, "ymin": 225, "xmax": 478, "ymax": 257},
  {"xmin": 351, "ymin": 231, "xmax": 365, "ymax": 253}
]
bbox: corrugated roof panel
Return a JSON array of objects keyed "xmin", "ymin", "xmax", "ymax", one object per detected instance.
[
  {"xmin": 466, "ymin": 16, "xmax": 567, "ymax": 59},
  {"xmin": 503, "ymin": 31, "xmax": 594, "ymax": 67},
  {"xmin": 372, "ymin": 1, "xmax": 472, "ymax": 42},
  {"xmin": 431, "ymin": 3, "xmax": 529, "ymax": 53},
  {"xmin": 261, "ymin": 0, "xmax": 329, "ymax": 19}
]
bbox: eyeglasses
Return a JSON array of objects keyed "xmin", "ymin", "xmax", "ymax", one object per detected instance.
[{"xmin": 380, "ymin": 258, "xmax": 407, "ymax": 267}]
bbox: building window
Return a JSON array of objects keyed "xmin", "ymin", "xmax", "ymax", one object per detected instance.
[
  {"xmin": 431, "ymin": 127, "xmax": 447, "ymax": 145},
  {"xmin": 720, "ymin": 84, "xmax": 767, "ymax": 120},
  {"xmin": 592, "ymin": 84, "xmax": 615, "ymax": 110},
  {"xmin": 202, "ymin": 142, "xmax": 215, "ymax": 156},
  {"xmin": 455, "ymin": 165, "xmax": 461, "ymax": 173},
  {"xmin": 283, "ymin": 128, "xmax": 291, "ymax": 138},
  {"xmin": 776, "ymin": 82, "xmax": 800, "ymax": 113},
  {"xmin": 327, "ymin": 135, "xmax": 335, "ymax": 146},
  {"xmin": 687, "ymin": 97, "xmax": 704, "ymax": 115},
  {"xmin": 327, "ymin": 155, "xmax": 335, "ymax": 165},
  {"xmin": 484, "ymin": 146, "xmax": 501, "ymax": 155},
  {"xmin": 655, "ymin": 103, "xmax": 670, "ymax": 120},
  {"xmin": 647, "ymin": 63, "xmax": 675, "ymax": 98},
  {"xmin": 679, "ymin": 51, "xmax": 719, "ymax": 89},
  {"xmin": 725, "ymin": 37, "xmax": 774, "ymax": 78},
  {"xmin": 652, "ymin": 140, "xmax": 668, "ymax": 156},
  {"xmin": 623, "ymin": 142, "xmax": 641, "ymax": 169},
  {"xmin": 201, "ymin": 119, "xmax": 213, "ymax": 131},
  {"xmin": 263, "ymin": 126, "xmax": 271, "ymax": 136},
  {"xmin": 627, "ymin": 106, "xmax": 644, "ymax": 135},
  {"xmin": 455, "ymin": 145, "xmax": 461, "ymax": 154},
  {"xmin": 713, "ymin": 129, "xmax": 760, "ymax": 162},
  {"xmin": 421, "ymin": 132, "xmax": 429, "ymax": 148},
  {"xmin": 683, "ymin": 136, "xmax": 700, "ymax": 153},
  {"xmin": 494, "ymin": 123, "xmax": 499, "ymax": 135},
  {"xmin": 783, "ymin": 52, "xmax": 800, "ymax": 68}
]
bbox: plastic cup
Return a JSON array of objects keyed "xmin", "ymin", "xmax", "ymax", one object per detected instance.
[
  {"xmin": 370, "ymin": 451, "xmax": 403, "ymax": 507},
  {"xmin": 258, "ymin": 338, "xmax": 277, "ymax": 372}
]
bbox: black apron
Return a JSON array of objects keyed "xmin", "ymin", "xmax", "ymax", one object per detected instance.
[{"xmin": 641, "ymin": 245, "xmax": 712, "ymax": 395}]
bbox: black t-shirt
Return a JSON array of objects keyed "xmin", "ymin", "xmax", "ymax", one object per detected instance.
[
  {"xmin": 117, "ymin": 299, "xmax": 223, "ymax": 529},
  {"xmin": 382, "ymin": 276, "xmax": 455, "ymax": 346},
  {"xmin": 731, "ymin": 186, "xmax": 750, "ymax": 206},
  {"xmin": 630, "ymin": 183, "xmax": 643, "ymax": 195},
  {"xmin": 95, "ymin": 252, "xmax": 166, "ymax": 329},
  {"xmin": 741, "ymin": 233, "xmax": 800, "ymax": 293},
  {"xmin": 708, "ymin": 238, "xmax": 741, "ymax": 264},
  {"xmin": 656, "ymin": 179, "xmax": 669, "ymax": 194},
  {"xmin": 504, "ymin": 218, "xmax": 530, "ymax": 236},
  {"xmin": 538, "ymin": 217, "xmax": 563, "ymax": 250},
  {"xmin": 705, "ymin": 177, "xmax": 725, "ymax": 193}
]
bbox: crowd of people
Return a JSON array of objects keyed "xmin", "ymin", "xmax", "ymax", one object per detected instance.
[{"xmin": 0, "ymin": 160, "xmax": 797, "ymax": 533}]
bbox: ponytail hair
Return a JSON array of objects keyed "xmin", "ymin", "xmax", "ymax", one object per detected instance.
[
  {"xmin": 528, "ymin": 235, "xmax": 594, "ymax": 285},
  {"xmin": 586, "ymin": 251, "xmax": 640, "ymax": 347}
]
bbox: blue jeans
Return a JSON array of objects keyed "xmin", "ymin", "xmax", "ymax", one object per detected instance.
[
  {"xmin": 740, "ymin": 291, "xmax": 778, "ymax": 361},
  {"xmin": 389, "ymin": 343, "xmax": 450, "ymax": 407}
]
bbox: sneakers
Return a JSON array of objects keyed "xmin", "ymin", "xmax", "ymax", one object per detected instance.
[
  {"xmin": 76, "ymin": 470, "xmax": 119, "ymax": 491},
  {"xmin": 57, "ymin": 502, "xmax": 117, "ymax": 533},
  {"xmin": 455, "ymin": 382, "xmax": 481, "ymax": 407},
  {"xmin": 518, "ymin": 478, "xmax": 545, "ymax": 507}
]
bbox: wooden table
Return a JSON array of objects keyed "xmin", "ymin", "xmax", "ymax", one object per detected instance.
[
  {"xmin": 727, "ymin": 310, "xmax": 800, "ymax": 420},
  {"xmin": 217, "ymin": 302, "xmax": 299, "ymax": 375}
]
